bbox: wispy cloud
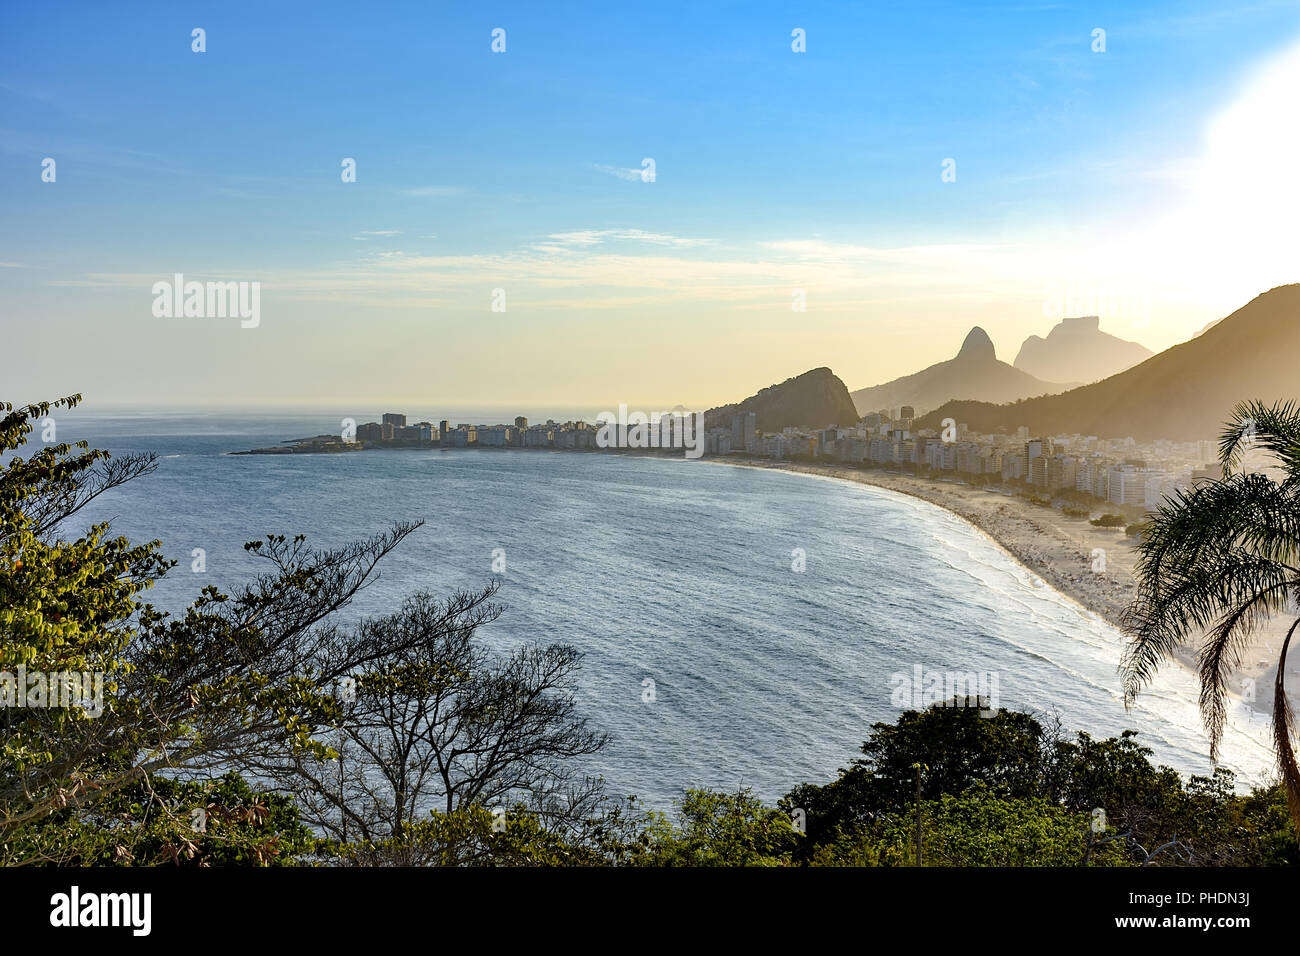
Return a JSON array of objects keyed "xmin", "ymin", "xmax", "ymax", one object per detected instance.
[
  {"xmin": 592, "ymin": 163, "xmax": 646, "ymax": 183},
  {"xmin": 45, "ymin": 229, "xmax": 1044, "ymax": 310},
  {"xmin": 37, "ymin": 220, "xmax": 1147, "ymax": 330},
  {"xmin": 352, "ymin": 230, "xmax": 402, "ymax": 241},
  {"xmin": 534, "ymin": 229, "xmax": 712, "ymax": 252}
]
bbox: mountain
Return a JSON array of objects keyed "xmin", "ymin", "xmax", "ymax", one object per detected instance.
[
  {"xmin": 1013, "ymin": 315, "xmax": 1152, "ymax": 383},
  {"xmin": 705, "ymin": 367, "xmax": 859, "ymax": 431},
  {"xmin": 850, "ymin": 327, "xmax": 1069, "ymax": 417},
  {"xmin": 915, "ymin": 285, "xmax": 1300, "ymax": 441}
]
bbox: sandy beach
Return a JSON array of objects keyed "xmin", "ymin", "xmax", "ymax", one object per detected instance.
[{"xmin": 718, "ymin": 458, "xmax": 1291, "ymax": 720}]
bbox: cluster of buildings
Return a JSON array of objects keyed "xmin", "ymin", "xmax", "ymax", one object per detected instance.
[
  {"xmin": 702, "ymin": 411, "xmax": 758, "ymax": 455},
  {"xmin": 753, "ymin": 408, "xmax": 1220, "ymax": 510},
  {"xmin": 356, "ymin": 408, "xmax": 1224, "ymax": 511},
  {"xmin": 353, "ymin": 412, "xmax": 602, "ymax": 451},
  {"xmin": 355, "ymin": 413, "xmax": 438, "ymax": 443}
]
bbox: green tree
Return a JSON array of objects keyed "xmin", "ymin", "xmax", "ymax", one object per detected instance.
[
  {"xmin": 781, "ymin": 705, "xmax": 1049, "ymax": 854},
  {"xmin": 808, "ymin": 785, "xmax": 1129, "ymax": 867},
  {"xmin": 780, "ymin": 703, "xmax": 1291, "ymax": 866},
  {"xmin": 338, "ymin": 804, "xmax": 606, "ymax": 867},
  {"xmin": 1122, "ymin": 399, "xmax": 1300, "ymax": 827},
  {"xmin": 642, "ymin": 788, "xmax": 799, "ymax": 866},
  {"xmin": 254, "ymin": 590, "xmax": 609, "ymax": 845},
  {"xmin": 1, "ymin": 396, "xmax": 596, "ymax": 864}
]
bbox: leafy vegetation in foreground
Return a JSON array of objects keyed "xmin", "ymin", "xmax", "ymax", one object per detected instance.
[{"xmin": 327, "ymin": 705, "xmax": 1298, "ymax": 867}]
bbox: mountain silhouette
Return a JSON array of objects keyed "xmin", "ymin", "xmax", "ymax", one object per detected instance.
[
  {"xmin": 850, "ymin": 327, "xmax": 1069, "ymax": 417},
  {"xmin": 1013, "ymin": 316, "xmax": 1152, "ymax": 384},
  {"xmin": 916, "ymin": 285, "xmax": 1300, "ymax": 441},
  {"xmin": 706, "ymin": 367, "xmax": 859, "ymax": 431}
]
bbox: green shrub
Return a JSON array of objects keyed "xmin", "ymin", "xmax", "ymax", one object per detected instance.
[{"xmin": 1089, "ymin": 513, "xmax": 1126, "ymax": 527}]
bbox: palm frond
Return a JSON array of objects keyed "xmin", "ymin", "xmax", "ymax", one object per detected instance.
[
  {"xmin": 1126, "ymin": 401, "xmax": 1300, "ymax": 831},
  {"xmin": 1219, "ymin": 399, "xmax": 1300, "ymax": 480},
  {"xmin": 1199, "ymin": 578, "xmax": 1292, "ymax": 760},
  {"xmin": 1122, "ymin": 474, "xmax": 1300, "ymax": 704}
]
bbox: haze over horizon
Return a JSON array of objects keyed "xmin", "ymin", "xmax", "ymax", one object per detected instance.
[{"xmin": 5, "ymin": 1, "xmax": 1300, "ymax": 409}]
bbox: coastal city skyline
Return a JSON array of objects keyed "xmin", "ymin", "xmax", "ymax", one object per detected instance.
[{"xmin": 258, "ymin": 402, "xmax": 1227, "ymax": 511}]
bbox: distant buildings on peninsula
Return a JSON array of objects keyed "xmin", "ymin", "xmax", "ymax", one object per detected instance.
[
  {"xmin": 350, "ymin": 412, "xmax": 601, "ymax": 451},
  {"xmin": 256, "ymin": 406, "xmax": 1223, "ymax": 511}
]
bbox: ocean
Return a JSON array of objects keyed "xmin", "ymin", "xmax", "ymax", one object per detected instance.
[{"xmin": 29, "ymin": 407, "xmax": 1278, "ymax": 809}]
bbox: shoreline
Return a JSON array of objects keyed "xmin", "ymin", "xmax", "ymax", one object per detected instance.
[
  {"xmin": 714, "ymin": 457, "xmax": 1132, "ymax": 625},
  {"xmin": 704, "ymin": 456, "xmax": 1285, "ymax": 722}
]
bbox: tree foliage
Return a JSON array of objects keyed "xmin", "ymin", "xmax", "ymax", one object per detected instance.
[
  {"xmin": 0, "ymin": 396, "xmax": 606, "ymax": 864},
  {"xmin": 1122, "ymin": 399, "xmax": 1300, "ymax": 827}
]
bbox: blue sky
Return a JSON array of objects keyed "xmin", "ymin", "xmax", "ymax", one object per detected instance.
[{"xmin": 4, "ymin": 1, "xmax": 1300, "ymax": 409}]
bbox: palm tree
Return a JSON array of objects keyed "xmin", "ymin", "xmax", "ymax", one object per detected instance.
[{"xmin": 1122, "ymin": 399, "xmax": 1300, "ymax": 826}]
